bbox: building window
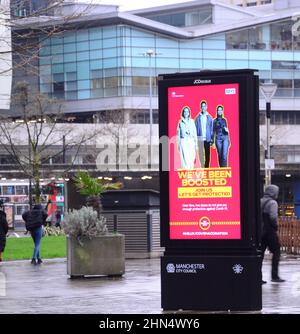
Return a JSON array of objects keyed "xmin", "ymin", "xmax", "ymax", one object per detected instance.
[
  {"xmin": 270, "ymin": 21, "xmax": 292, "ymax": 50},
  {"xmin": 226, "ymin": 30, "xmax": 248, "ymax": 49}
]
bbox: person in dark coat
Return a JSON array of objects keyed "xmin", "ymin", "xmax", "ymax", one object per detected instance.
[
  {"xmin": 260, "ymin": 184, "xmax": 285, "ymax": 283},
  {"xmin": 22, "ymin": 204, "xmax": 48, "ymax": 265},
  {"xmin": 55, "ymin": 210, "xmax": 62, "ymax": 229},
  {"xmin": 0, "ymin": 202, "xmax": 9, "ymax": 262}
]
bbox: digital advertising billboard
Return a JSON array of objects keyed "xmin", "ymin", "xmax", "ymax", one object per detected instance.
[
  {"xmin": 168, "ymin": 83, "xmax": 240, "ymax": 240},
  {"xmin": 159, "ymin": 70, "xmax": 260, "ymax": 250}
]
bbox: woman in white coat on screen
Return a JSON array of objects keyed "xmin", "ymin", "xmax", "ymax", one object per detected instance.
[{"xmin": 177, "ymin": 106, "xmax": 197, "ymax": 169}]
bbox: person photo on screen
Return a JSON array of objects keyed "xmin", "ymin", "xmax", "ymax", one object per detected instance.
[
  {"xmin": 213, "ymin": 105, "xmax": 230, "ymax": 168},
  {"xmin": 195, "ymin": 100, "xmax": 214, "ymax": 168},
  {"xmin": 177, "ymin": 106, "xmax": 197, "ymax": 169}
]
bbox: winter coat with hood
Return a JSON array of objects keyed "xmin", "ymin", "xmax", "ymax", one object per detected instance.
[{"xmin": 261, "ymin": 184, "xmax": 279, "ymax": 234}]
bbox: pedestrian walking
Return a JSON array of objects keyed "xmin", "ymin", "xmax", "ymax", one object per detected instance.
[
  {"xmin": 22, "ymin": 204, "xmax": 48, "ymax": 265},
  {"xmin": 260, "ymin": 184, "xmax": 285, "ymax": 283},
  {"xmin": 55, "ymin": 210, "xmax": 62, "ymax": 229},
  {"xmin": 0, "ymin": 201, "xmax": 8, "ymax": 262}
]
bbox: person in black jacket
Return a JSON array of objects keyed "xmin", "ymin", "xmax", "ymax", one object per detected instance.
[
  {"xmin": 22, "ymin": 204, "xmax": 48, "ymax": 265},
  {"xmin": 213, "ymin": 105, "xmax": 230, "ymax": 168},
  {"xmin": 260, "ymin": 184, "xmax": 285, "ymax": 283},
  {"xmin": 0, "ymin": 202, "xmax": 9, "ymax": 262}
]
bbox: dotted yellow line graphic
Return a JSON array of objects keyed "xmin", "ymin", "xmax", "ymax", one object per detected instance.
[{"xmin": 170, "ymin": 221, "xmax": 240, "ymax": 226}]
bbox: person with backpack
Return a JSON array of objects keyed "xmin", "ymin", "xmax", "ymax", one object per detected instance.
[
  {"xmin": 22, "ymin": 204, "xmax": 48, "ymax": 265},
  {"xmin": 260, "ymin": 184, "xmax": 285, "ymax": 283},
  {"xmin": 0, "ymin": 201, "xmax": 9, "ymax": 262}
]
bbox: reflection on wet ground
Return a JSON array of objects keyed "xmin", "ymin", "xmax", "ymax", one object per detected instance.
[{"xmin": 0, "ymin": 255, "xmax": 299, "ymax": 314}]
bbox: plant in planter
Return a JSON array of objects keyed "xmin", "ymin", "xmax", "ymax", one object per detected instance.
[
  {"xmin": 63, "ymin": 172, "xmax": 124, "ymax": 278},
  {"xmin": 73, "ymin": 171, "xmax": 122, "ymax": 216},
  {"xmin": 63, "ymin": 206, "xmax": 125, "ymax": 278}
]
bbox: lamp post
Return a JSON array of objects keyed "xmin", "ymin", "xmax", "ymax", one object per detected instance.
[
  {"xmin": 144, "ymin": 49, "xmax": 157, "ymax": 167},
  {"xmin": 259, "ymin": 81, "xmax": 277, "ymax": 187}
]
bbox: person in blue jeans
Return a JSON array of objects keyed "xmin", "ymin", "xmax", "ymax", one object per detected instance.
[
  {"xmin": 213, "ymin": 105, "xmax": 230, "ymax": 167},
  {"xmin": 30, "ymin": 225, "xmax": 44, "ymax": 264},
  {"xmin": 22, "ymin": 204, "xmax": 48, "ymax": 265}
]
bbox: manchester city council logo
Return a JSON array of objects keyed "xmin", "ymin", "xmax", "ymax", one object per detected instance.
[{"xmin": 166, "ymin": 263, "xmax": 176, "ymax": 273}]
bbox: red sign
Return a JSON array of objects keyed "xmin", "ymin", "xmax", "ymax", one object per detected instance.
[{"xmin": 168, "ymin": 83, "xmax": 241, "ymax": 239}]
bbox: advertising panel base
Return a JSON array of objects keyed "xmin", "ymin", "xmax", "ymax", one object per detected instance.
[{"xmin": 161, "ymin": 254, "xmax": 262, "ymax": 311}]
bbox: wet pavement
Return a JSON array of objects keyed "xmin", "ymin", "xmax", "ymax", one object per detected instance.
[{"xmin": 0, "ymin": 255, "xmax": 299, "ymax": 314}]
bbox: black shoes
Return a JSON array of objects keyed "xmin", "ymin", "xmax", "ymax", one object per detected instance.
[
  {"xmin": 31, "ymin": 258, "xmax": 43, "ymax": 265},
  {"xmin": 271, "ymin": 277, "xmax": 285, "ymax": 283},
  {"xmin": 261, "ymin": 280, "xmax": 267, "ymax": 284},
  {"xmin": 37, "ymin": 258, "xmax": 43, "ymax": 264}
]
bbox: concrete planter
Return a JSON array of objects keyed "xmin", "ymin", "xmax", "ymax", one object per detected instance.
[{"xmin": 67, "ymin": 234, "xmax": 125, "ymax": 278}]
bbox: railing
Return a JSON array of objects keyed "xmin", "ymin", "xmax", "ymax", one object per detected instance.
[{"xmin": 278, "ymin": 217, "xmax": 300, "ymax": 255}]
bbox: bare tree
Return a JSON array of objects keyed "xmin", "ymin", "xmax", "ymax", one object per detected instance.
[
  {"xmin": 96, "ymin": 110, "xmax": 140, "ymax": 170},
  {"xmin": 0, "ymin": 81, "xmax": 101, "ymax": 205}
]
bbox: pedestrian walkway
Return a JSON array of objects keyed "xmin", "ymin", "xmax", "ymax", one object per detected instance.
[{"xmin": 0, "ymin": 255, "xmax": 299, "ymax": 314}]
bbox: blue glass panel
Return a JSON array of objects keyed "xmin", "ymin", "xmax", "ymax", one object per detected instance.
[
  {"xmin": 64, "ymin": 62, "xmax": 76, "ymax": 72},
  {"xmin": 272, "ymin": 70, "xmax": 293, "ymax": 79},
  {"xmin": 226, "ymin": 60, "xmax": 248, "ymax": 69},
  {"xmin": 103, "ymin": 48, "xmax": 117, "ymax": 58},
  {"xmin": 77, "ymin": 61, "xmax": 90, "ymax": 79},
  {"xmin": 226, "ymin": 50, "xmax": 248, "ymax": 59},
  {"xmin": 90, "ymin": 50, "xmax": 102, "ymax": 60},
  {"xmin": 64, "ymin": 33, "xmax": 76, "ymax": 43},
  {"xmin": 40, "ymin": 57, "xmax": 51, "ymax": 65},
  {"xmin": 203, "ymin": 59, "xmax": 226, "ymax": 69},
  {"xmin": 51, "ymin": 45, "xmax": 63, "ymax": 54},
  {"xmin": 103, "ymin": 26, "xmax": 117, "ymax": 38},
  {"xmin": 156, "ymin": 38, "xmax": 179, "ymax": 48},
  {"xmin": 203, "ymin": 50, "xmax": 225, "ymax": 59},
  {"xmin": 103, "ymin": 38, "xmax": 117, "ymax": 48},
  {"xmin": 77, "ymin": 51, "xmax": 90, "ymax": 61},
  {"xmin": 64, "ymin": 43, "xmax": 76, "ymax": 53},
  {"xmin": 77, "ymin": 30, "xmax": 89, "ymax": 42},
  {"xmin": 78, "ymin": 90, "xmax": 90, "ymax": 99},
  {"xmin": 294, "ymin": 52, "xmax": 300, "ymax": 61},
  {"xmin": 103, "ymin": 58, "xmax": 117, "ymax": 68},
  {"xmin": 131, "ymin": 57, "xmax": 149, "ymax": 67},
  {"xmin": 203, "ymin": 39, "xmax": 225, "ymax": 50},
  {"xmin": 156, "ymin": 48, "xmax": 179, "ymax": 57},
  {"xmin": 89, "ymin": 40, "xmax": 102, "ymax": 50},
  {"xmin": 77, "ymin": 80, "xmax": 90, "ymax": 90},
  {"xmin": 180, "ymin": 49, "xmax": 202, "ymax": 58},
  {"xmin": 89, "ymin": 27, "xmax": 102, "ymax": 40},
  {"xmin": 156, "ymin": 57, "xmax": 179, "ymax": 68},
  {"xmin": 249, "ymin": 60, "xmax": 271, "ymax": 70},
  {"xmin": 51, "ymin": 36, "xmax": 63, "ymax": 45},
  {"xmin": 179, "ymin": 58, "xmax": 202, "ymax": 68},
  {"xmin": 40, "ymin": 38, "xmax": 50, "ymax": 46},
  {"xmin": 271, "ymin": 51, "xmax": 293, "ymax": 61},
  {"xmin": 77, "ymin": 41, "xmax": 89, "ymax": 51},
  {"xmin": 40, "ymin": 47, "xmax": 51, "ymax": 56},
  {"xmin": 249, "ymin": 51, "xmax": 271, "ymax": 60},
  {"xmin": 40, "ymin": 65, "xmax": 51, "ymax": 75},
  {"xmin": 52, "ymin": 54, "xmax": 64, "ymax": 64},
  {"xmin": 180, "ymin": 39, "xmax": 202, "ymax": 48},
  {"xmin": 131, "ymin": 28, "xmax": 155, "ymax": 38},
  {"xmin": 90, "ymin": 59, "xmax": 102, "ymax": 70},
  {"xmin": 64, "ymin": 53, "xmax": 76, "ymax": 63},
  {"xmin": 52, "ymin": 64, "xmax": 64, "ymax": 73},
  {"xmin": 131, "ymin": 37, "xmax": 155, "ymax": 47}
]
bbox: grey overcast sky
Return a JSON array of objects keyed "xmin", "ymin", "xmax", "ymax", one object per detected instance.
[{"xmin": 93, "ymin": 0, "xmax": 193, "ymax": 11}]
